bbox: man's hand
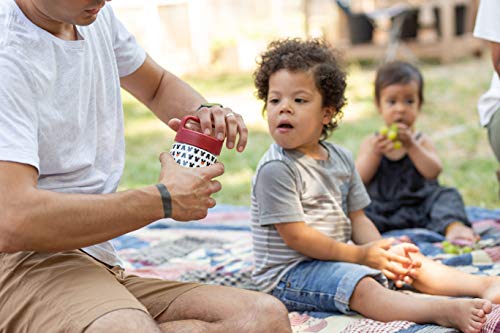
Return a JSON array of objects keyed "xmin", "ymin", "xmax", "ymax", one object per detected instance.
[
  {"xmin": 120, "ymin": 56, "xmax": 248, "ymax": 153},
  {"xmin": 168, "ymin": 105, "xmax": 248, "ymax": 153},
  {"xmin": 158, "ymin": 152, "xmax": 223, "ymax": 221}
]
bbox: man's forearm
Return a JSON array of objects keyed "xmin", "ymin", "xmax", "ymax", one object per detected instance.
[
  {"xmin": 120, "ymin": 56, "xmax": 206, "ymax": 124},
  {"xmin": 149, "ymin": 70, "xmax": 206, "ymax": 123},
  {"xmin": 1, "ymin": 185, "xmax": 163, "ymax": 252}
]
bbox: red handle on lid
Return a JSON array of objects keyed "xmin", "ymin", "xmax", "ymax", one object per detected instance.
[
  {"xmin": 180, "ymin": 115, "xmax": 200, "ymax": 129},
  {"xmin": 174, "ymin": 115, "xmax": 224, "ymax": 156}
]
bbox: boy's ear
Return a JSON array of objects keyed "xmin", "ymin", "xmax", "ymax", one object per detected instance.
[{"xmin": 322, "ymin": 106, "xmax": 336, "ymax": 124}]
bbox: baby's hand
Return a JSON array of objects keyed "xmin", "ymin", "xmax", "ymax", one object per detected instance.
[
  {"xmin": 359, "ymin": 238, "xmax": 415, "ymax": 282},
  {"xmin": 393, "ymin": 123, "xmax": 414, "ymax": 148},
  {"xmin": 372, "ymin": 132, "xmax": 395, "ymax": 155}
]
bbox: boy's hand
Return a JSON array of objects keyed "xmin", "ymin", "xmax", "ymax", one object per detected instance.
[
  {"xmin": 388, "ymin": 242, "xmax": 422, "ymax": 287},
  {"xmin": 359, "ymin": 238, "xmax": 417, "ymax": 282}
]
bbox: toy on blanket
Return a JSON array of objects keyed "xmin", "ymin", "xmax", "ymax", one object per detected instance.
[{"xmin": 441, "ymin": 240, "xmax": 476, "ymax": 255}]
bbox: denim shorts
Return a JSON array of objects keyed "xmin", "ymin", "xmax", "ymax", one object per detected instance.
[{"xmin": 270, "ymin": 260, "xmax": 388, "ymax": 315}]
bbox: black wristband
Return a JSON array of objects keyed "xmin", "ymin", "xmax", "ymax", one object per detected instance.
[
  {"xmin": 196, "ymin": 102, "xmax": 223, "ymax": 112},
  {"xmin": 155, "ymin": 184, "xmax": 172, "ymax": 218}
]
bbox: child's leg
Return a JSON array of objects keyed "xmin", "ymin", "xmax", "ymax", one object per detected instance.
[
  {"xmin": 408, "ymin": 252, "xmax": 500, "ymax": 303},
  {"xmin": 445, "ymin": 222, "xmax": 479, "ymax": 244},
  {"xmin": 350, "ymin": 277, "xmax": 491, "ymax": 333},
  {"xmin": 426, "ymin": 187, "xmax": 471, "ymax": 235},
  {"xmin": 270, "ymin": 260, "xmax": 389, "ymax": 314}
]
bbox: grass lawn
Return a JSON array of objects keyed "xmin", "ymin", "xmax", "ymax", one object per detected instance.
[{"xmin": 120, "ymin": 56, "xmax": 499, "ymax": 209}]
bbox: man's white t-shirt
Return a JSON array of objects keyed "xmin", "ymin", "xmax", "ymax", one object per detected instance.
[
  {"xmin": 473, "ymin": 0, "xmax": 500, "ymax": 127},
  {"xmin": 0, "ymin": 0, "xmax": 146, "ymax": 266}
]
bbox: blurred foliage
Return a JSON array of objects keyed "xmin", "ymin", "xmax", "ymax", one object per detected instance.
[{"xmin": 182, "ymin": 72, "xmax": 253, "ymax": 95}]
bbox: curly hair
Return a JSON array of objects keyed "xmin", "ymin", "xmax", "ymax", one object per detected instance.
[
  {"xmin": 374, "ymin": 61, "xmax": 424, "ymax": 107},
  {"xmin": 253, "ymin": 38, "xmax": 347, "ymax": 140}
]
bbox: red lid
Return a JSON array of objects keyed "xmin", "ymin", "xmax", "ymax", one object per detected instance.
[{"xmin": 174, "ymin": 116, "xmax": 224, "ymax": 155}]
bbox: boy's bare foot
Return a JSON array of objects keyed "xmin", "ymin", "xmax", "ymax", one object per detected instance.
[
  {"xmin": 481, "ymin": 276, "xmax": 500, "ymax": 304},
  {"xmin": 436, "ymin": 298, "xmax": 491, "ymax": 333}
]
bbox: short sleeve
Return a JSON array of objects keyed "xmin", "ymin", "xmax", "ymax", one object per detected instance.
[
  {"xmin": 473, "ymin": 0, "xmax": 500, "ymax": 43},
  {"xmin": 254, "ymin": 161, "xmax": 305, "ymax": 225},
  {"xmin": 345, "ymin": 152, "xmax": 371, "ymax": 213},
  {"xmin": 0, "ymin": 52, "xmax": 39, "ymax": 170},
  {"xmin": 106, "ymin": 6, "xmax": 147, "ymax": 77}
]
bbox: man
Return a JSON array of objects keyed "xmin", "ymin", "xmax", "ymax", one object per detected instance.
[
  {"xmin": 0, "ymin": 0, "xmax": 291, "ymax": 332},
  {"xmin": 474, "ymin": 0, "xmax": 500, "ymax": 195}
]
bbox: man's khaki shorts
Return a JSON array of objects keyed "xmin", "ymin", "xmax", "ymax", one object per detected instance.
[{"xmin": 0, "ymin": 250, "xmax": 201, "ymax": 332}]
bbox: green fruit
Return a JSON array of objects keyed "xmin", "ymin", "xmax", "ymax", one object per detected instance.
[
  {"xmin": 390, "ymin": 123, "xmax": 399, "ymax": 131},
  {"xmin": 461, "ymin": 246, "xmax": 472, "ymax": 254},
  {"xmin": 442, "ymin": 240, "xmax": 473, "ymax": 255},
  {"xmin": 443, "ymin": 243, "xmax": 459, "ymax": 254},
  {"xmin": 443, "ymin": 245, "xmax": 453, "ymax": 254},
  {"xmin": 379, "ymin": 126, "xmax": 389, "ymax": 136},
  {"xmin": 387, "ymin": 130, "xmax": 398, "ymax": 141},
  {"xmin": 393, "ymin": 141, "xmax": 402, "ymax": 149}
]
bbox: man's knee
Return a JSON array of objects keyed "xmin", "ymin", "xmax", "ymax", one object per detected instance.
[
  {"xmin": 487, "ymin": 110, "xmax": 500, "ymax": 162},
  {"xmin": 85, "ymin": 308, "xmax": 161, "ymax": 333},
  {"xmin": 251, "ymin": 293, "xmax": 292, "ymax": 333}
]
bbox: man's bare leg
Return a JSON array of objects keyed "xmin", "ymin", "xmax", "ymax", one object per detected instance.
[
  {"xmin": 85, "ymin": 309, "xmax": 162, "ymax": 333},
  {"xmin": 351, "ymin": 277, "xmax": 492, "ymax": 333},
  {"xmin": 407, "ymin": 252, "xmax": 500, "ymax": 303},
  {"xmin": 496, "ymin": 168, "xmax": 500, "ymax": 198},
  {"xmin": 156, "ymin": 285, "xmax": 292, "ymax": 333}
]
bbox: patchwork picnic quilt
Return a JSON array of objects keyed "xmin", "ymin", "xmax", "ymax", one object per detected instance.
[{"xmin": 111, "ymin": 205, "xmax": 500, "ymax": 333}]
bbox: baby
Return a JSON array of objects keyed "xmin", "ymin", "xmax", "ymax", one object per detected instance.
[{"xmin": 356, "ymin": 61, "xmax": 478, "ymax": 245}]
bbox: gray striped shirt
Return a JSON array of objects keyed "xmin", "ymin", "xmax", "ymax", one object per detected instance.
[{"xmin": 251, "ymin": 142, "xmax": 371, "ymax": 292}]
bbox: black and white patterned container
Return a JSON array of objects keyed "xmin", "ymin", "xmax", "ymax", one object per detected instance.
[
  {"xmin": 170, "ymin": 143, "xmax": 218, "ymax": 167},
  {"xmin": 169, "ymin": 116, "xmax": 223, "ymax": 168}
]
